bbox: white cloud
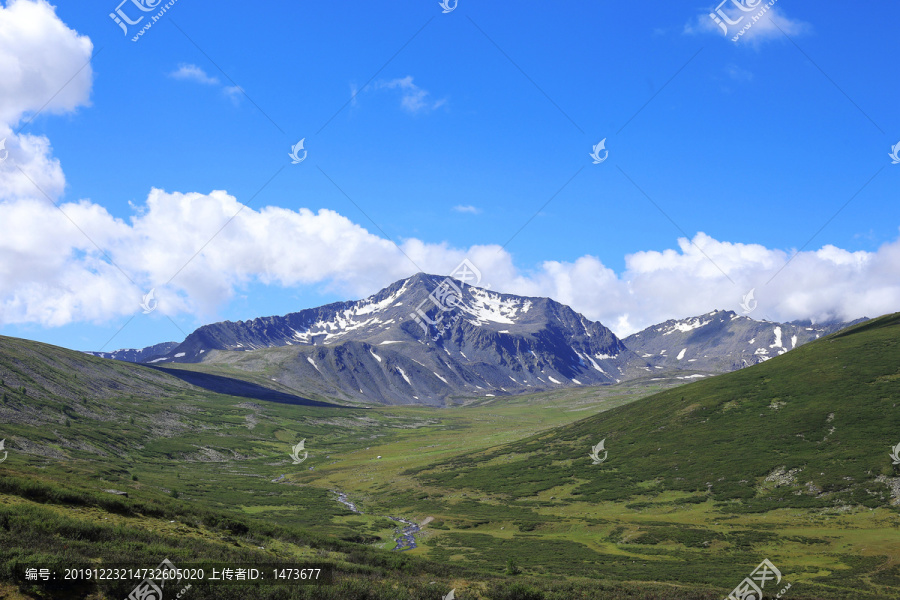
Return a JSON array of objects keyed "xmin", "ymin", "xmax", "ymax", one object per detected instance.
[
  {"xmin": 453, "ymin": 205, "xmax": 482, "ymax": 214},
  {"xmin": 169, "ymin": 63, "xmax": 219, "ymax": 85},
  {"xmin": 169, "ymin": 63, "xmax": 244, "ymax": 105},
  {"xmin": 223, "ymin": 85, "xmax": 244, "ymax": 104},
  {"xmin": 686, "ymin": 4, "xmax": 809, "ymax": 45},
  {"xmin": 2, "ymin": 181, "xmax": 899, "ymax": 336},
  {"xmin": 0, "ymin": 130, "xmax": 66, "ymax": 201},
  {"xmin": 168, "ymin": 63, "xmax": 244, "ymax": 106},
  {"xmin": 0, "ymin": 0, "xmax": 93, "ymax": 126},
  {"xmin": 0, "ymin": 0, "xmax": 90, "ymax": 202},
  {"xmin": 375, "ymin": 76, "xmax": 445, "ymax": 113}
]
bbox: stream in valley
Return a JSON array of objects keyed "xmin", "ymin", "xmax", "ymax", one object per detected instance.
[{"xmin": 331, "ymin": 490, "xmax": 421, "ymax": 551}]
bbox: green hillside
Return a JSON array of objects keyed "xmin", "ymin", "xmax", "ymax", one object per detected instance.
[
  {"xmin": 418, "ymin": 312, "xmax": 900, "ymax": 505},
  {"xmin": 1, "ymin": 316, "xmax": 898, "ymax": 599},
  {"xmin": 399, "ymin": 313, "xmax": 900, "ymax": 598},
  {"xmin": 0, "ymin": 335, "xmax": 196, "ymax": 403},
  {"xmin": 0, "ymin": 334, "xmax": 691, "ymax": 599}
]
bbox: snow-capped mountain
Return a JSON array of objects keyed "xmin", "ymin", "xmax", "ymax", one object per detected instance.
[
  {"xmin": 88, "ymin": 275, "xmax": 864, "ymax": 405},
  {"xmin": 623, "ymin": 310, "xmax": 866, "ymax": 373},
  {"xmin": 87, "ymin": 341, "xmax": 179, "ymax": 363},
  {"xmin": 128, "ymin": 273, "xmax": 641, "ymax": 404}
]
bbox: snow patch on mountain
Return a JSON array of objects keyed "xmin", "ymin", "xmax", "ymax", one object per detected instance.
[
  {"xmin": 575, "ymin": 350, "xmax": 605, "ymax": 373},
  {"xmin": 661, "ymin": 317, "xmax": 711, "ymax": 335},
  {"xmin": 770, "ymin": 326, "xmax": 783, "ymax": 349},
  {"xmin": 356, "ymin": 281, "xmax": 408, "ymax": 315},
  {"xmin": 463, "ymin": 288, "xmax": 532, "ymax": 325}
]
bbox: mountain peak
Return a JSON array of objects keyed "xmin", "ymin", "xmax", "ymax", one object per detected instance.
[
  {"xmin": 624, "ymin": 309, "xmax": 860, "ymax": 373},
  {"xmin": 86, "ymin": 277, "xmax": 865, "ymax": 406},
  {"xmin": 124, "ymin": 273, "xmax": 636, "ymax": 403}
]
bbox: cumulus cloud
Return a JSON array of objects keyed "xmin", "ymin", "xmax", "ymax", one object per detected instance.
[
  {"xmin": 0, "ymin": 0, "xmax": 93, "ymax": 126},
  {"xmin": 1, "ymin": 184, "xmax": 898, "ymax": 336},
  {"xmin": 375, "ymin": 76, "xmax": 445, "ymax": 113},
  {"xmin": 0, "ymin": 131, "xmax": 66, "ymax": 200},
  {"xmin": 453, "ymin": 205, "xmax": 482, "ymax": 214},
  {"xmin": 169, "ymin": 63, "xmax": 219, "ymax": 85},
  {"xmin": 685, "ymin": 3, "xmax": 809, "ymax": 45},
  {"xmin": 0, "ymin": 189, "xmax": 483, "ymax": 325},
  {"xmin": 0, "ymin": 0, "xmax": 91, "ymax": 202}
]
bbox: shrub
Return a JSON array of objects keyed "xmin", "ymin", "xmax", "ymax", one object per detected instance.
[
  {"xmin": 486, "ymin": 581, "xmax": 544, "ymax": 600},
  {"xmin": 506, "ymin": 558, "xmax": 521, "ymax": 575}
]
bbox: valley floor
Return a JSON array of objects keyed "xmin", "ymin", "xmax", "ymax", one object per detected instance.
[{"xmin": 1, "ymin": 347, "xmax": 899, "ymax": 599}]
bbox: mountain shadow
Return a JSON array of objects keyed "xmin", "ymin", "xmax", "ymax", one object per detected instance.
[{"xmin": 149, "ymin": 366, "xmax": 345, "ymax": 407}]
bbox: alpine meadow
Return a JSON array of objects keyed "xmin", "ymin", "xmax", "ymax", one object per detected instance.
[{"xmin": 1, "ymin": 1, "xmax": 899, "ymax": 599}]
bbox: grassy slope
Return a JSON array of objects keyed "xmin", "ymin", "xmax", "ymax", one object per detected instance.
[
  {"xmin": 0, "ymin": 335, "xmax": 196, "ymax": 402},
  {"xmin": 2, "ymin": 314, "xmax": 898, "ymax": 598},
  {"xmin": 387, "ymin": 313, "xmax": 900, "ymax": 598},
  {"xmin": 0, "ymin": 335, "xmax": 695, "ymax": 599},
  {"xmin": 419, "ymin": 312, "xmax": 900, "ymax": 502}
]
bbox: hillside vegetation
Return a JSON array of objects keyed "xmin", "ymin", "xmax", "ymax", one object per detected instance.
[{"xmin": 0, "ymin": 315, "xmax": 898, "ymax": 598}]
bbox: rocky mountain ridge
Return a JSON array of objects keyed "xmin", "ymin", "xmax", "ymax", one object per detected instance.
[{"xmin": 85, "ymin": 273, "xmax": 863, "ymax": 404}]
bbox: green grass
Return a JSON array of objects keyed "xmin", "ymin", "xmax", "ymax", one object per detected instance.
[
  {"xmin": 414, "ymin": 313, "xmax": 900, "ymax": 506},
  {"xmin": 1, "ymin": 316, "xmax": 899, "ymax": 599},
  {"xmin": 380, "ymin": 314, "xmax": 900, "ymax": 598}
]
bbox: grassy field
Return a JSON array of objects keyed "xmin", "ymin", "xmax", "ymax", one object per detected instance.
[{"xmin": 1, "ymin": 316, "xmax": 899, "ymax": 599}]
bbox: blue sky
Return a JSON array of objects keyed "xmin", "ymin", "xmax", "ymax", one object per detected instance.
[{"xmin": 0, "ymin": 0, "xmax": 898, "ymax": 352}]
